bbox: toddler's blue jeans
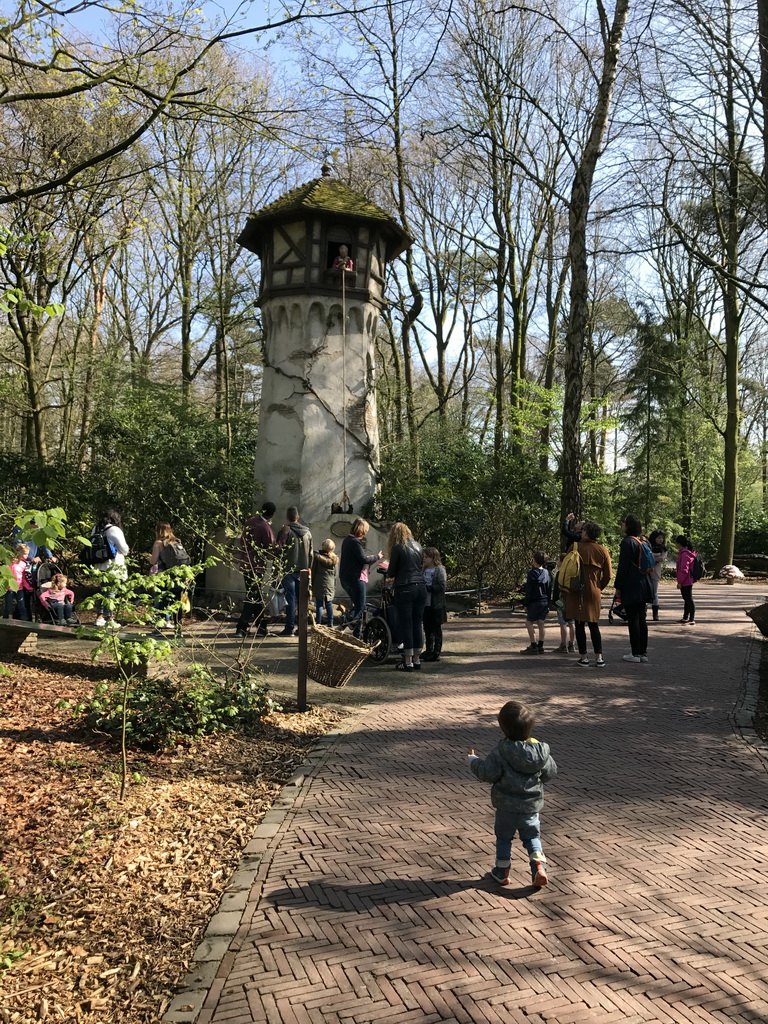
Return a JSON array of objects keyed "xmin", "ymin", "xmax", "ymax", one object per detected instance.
[
  {"xmin": 316, "ymin": 599, "xmax": 334, "ymax": 626},
  {"xmin": 495, "ymin": 811, "xmax": 544, "ymax": 864}
]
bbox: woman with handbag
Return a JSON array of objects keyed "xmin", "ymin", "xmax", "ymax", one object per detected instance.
[{"xmin": 386, "ymin": 523, "xmax": 427, "ymax": 672}]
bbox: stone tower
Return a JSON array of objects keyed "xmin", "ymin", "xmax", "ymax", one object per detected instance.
[{"xmin": 238, "ymin": 166, "xmax": 411, "ymax": 523}]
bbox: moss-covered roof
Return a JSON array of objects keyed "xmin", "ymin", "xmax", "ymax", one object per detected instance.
[
  {"xmin": 252, "ymin": 176, "xmax": 399, "ymax": 222},
  {"xmin": 238, "ymin": 174, "xmax": 412, "ymax": 260}
]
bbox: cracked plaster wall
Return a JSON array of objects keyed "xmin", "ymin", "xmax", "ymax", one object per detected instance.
[{"xmin": 254, "ymin": 295, "xmax": 381, "ymax": 522}]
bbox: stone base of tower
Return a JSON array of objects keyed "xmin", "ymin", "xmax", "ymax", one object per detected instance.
[{"xmin": 202, "ymin": 519, "xmax": 390, "ymax": 611}]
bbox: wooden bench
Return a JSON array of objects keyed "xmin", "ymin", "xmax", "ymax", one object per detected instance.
[{"xmin": 0, "ymin": 618, "xmax": 134, "ymax": 654}]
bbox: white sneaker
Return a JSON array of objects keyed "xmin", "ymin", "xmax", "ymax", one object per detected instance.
[
  {"xmin": 94, "ymin": 616, "xmax": 106, "ymax": 627},
  {"xmin": 622, "ymin": 654, "xmax": 641, "ymax": 663},
  {"xmin": 639, "ymin": 655, "xmax": 648, "ymax": 663},
  {"xmin": 106, "ymin": 621, "xmax": 121, "ymax": 630}
]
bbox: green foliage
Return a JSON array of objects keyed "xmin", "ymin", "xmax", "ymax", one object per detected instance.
[
  {"xmin": 375, "ymin": 424, "xmax": 560, "ymax": 591},
  {"xmin": 0, "ymin": 376, "xmax": 257, "ymax": 555},
  {"xmin": 0, "ymin": 946, "xmax": 28, "ymax": 974},
  {"xmin": 61, "ymin": 665, "xmax": 281, "ymax": 751},
  {"xmin": 0, "ymin": 505, "xmax": 71, "ymax": 590},
  {"xmin": 734, "ymin": 506, "xmax": 768, "ymax": 555}
]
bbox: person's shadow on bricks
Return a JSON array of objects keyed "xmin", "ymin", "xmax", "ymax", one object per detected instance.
[{"xmin": 266, "ymin": 876, "xmax": 541, "ymax": 910}]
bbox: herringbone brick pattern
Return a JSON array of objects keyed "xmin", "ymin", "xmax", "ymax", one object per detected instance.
[{"xmin": 207, "ymin": 589, "xmax": 768, "ymax": 1023}]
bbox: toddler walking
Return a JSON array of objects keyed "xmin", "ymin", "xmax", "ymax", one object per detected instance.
[
  {"xmin": 312, "ymin": 539, "xmax": 339, "ymax": 626},
  {"xmin": 467, "ymin": 699, "xmax": 557, "ymax": 887},
  {"xmin": 39, "ymin": 574, "xmax": 77, "ymax": 625}
]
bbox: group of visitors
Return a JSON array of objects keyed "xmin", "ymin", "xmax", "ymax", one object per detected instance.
[
  {"xmin": 234, "ymin": 504, "xmax": 449, "ymax": 667},
  {"xmin": 518, "ymin": 513, "xmax": 702, "ymax": 667},
  {"xmin": 2, "ymin": 509, "xmax": 191, "ymax": 630}
]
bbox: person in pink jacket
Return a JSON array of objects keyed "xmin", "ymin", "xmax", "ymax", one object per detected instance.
[
  {"xmin": 38, "ymin": 574, "xmax": 77, "ymax": 625},
  {"xmin": 673, "ymin": 535, "xmax": 697, "ymax": 625},
  {"xmin": 4, "ymin": 544, "xmax": 33, "ymax": 620}
]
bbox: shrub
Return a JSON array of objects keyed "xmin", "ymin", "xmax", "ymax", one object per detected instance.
[
  {"xmin": 374, "ymin": 426, "xmax": 560, "ymax": 593},
  {"xmin": 63, "ymin": 665, "xmax": 281, "ymax": 751}
]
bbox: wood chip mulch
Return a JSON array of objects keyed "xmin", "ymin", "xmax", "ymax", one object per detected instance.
[{"xmin": 0, "ymin": 650, "xmax": 349, "ymax": 1023}]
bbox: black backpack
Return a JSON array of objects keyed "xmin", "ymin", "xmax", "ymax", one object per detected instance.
[
  {"xmin": 691, "ymin": 553, "xmax": 705, "ymax": 582},
  {"xmin": 159, "ymin": 540, "xmax": 191, "ymax": 570},
  {"xmin": 80, "ymin": 528, "xmax": 115, "ymax": 566}
]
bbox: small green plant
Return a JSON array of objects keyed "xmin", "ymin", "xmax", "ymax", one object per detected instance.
[
  {"xmin": 0, "ymin": 947, "xmax": 28, "ymax": 973},
  {"xmin": 62, "ymin": 665, "xmax": 281, "ymax": 751}
]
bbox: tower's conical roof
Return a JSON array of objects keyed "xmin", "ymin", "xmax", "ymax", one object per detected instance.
[{"xmin": 237, "ymin": 172, "xmax": 412, "ymax": 261}]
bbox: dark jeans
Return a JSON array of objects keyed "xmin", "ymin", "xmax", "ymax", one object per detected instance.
[
  {"xmin": 156, "ymin": 585, "xmax": 183, "ymax": 627},
  {"xmin": 680, "ymin": 585, "xmax": 695, "ymax": 621},
  {"xmin": 282, "ymin": 571, "xmax": 300, "ymax": 630},
  {"xmin": 49, "ymin": 602, "xmax": 75, "ymax": 624},
  {"xmin": 3, "ymin": 590, "xmax": 30, "ymax": 620},
  {"xmin": 340, "ymin": 577, "xmax": 367, "ymax": 620},
  {"xmin": 494, "ymin": 812, "xmax": 543, "ymax": 863},
  {"xmin": 95, "ymin": 590, "xmax": 116, "ymax": 621},
  {"xmin": 423, "ymin": 606, "xmax": 443, "ymax": 652},
  {"xmin": 624, "ymin": 602, "xmax": 648, "ymax": 656},
  {"xmin": 575, "ymin": 619, "xmax": 602, "ymax": 655},
  {"xmin": 393, "ymin": 582, "xmax": 428, "ymax": 655},
  {"xmin": 315, "ymin": 599, "xmax": 334, "ymax": 626},
  {"xmin": 237, "ymin": 571, "xmax": 268, "ymax": 633}
]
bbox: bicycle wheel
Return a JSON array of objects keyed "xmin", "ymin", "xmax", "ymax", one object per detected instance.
[{"xmin": 363, "ymin": 616, "xmax": 391, "ymax": 663}]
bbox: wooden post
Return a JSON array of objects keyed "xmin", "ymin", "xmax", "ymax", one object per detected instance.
[{"xmin": 297, "ymin": 569, "xmax": 310, "ymax": 712}]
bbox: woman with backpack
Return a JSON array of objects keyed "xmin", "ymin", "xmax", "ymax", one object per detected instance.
[
  {"xmin": 673, "ymin": 535, "xmax": 699, "ymax": 626},
  {"xmin": 150, "ymin": 522, "xmax": 190, "ymax": 629},
  {"xmin": 91, "ymin": 509, "xmax": 129, "ymax": 628},
  {"xmin": 561, "ymin": 521, "xmax": 612, "ymax": 668},
  {"xmin": 614, "ymin": 515, "xmax": 654, "ymax": 664}
]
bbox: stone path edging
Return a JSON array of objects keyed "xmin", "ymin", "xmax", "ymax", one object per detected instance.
[
  {"xmin": 729, "ymin": 626, "xmax": 768, "ymax": 769},
  {"xmin": 162, "ymin": 677, "xmax": 417, "ymax": 1024}
]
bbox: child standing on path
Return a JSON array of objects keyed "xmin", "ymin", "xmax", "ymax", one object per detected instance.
[
  {"xmin": 312, "ymin": 539, "xmax": 339, "ymax": 626},
  {"xmin": 520, "ymin": 550, "xmax": 551, "ymax": 655},
  {"xmin": 673, "ymin": 535, "xmax": 698, "ymax": 625},
  {"xmin": 4, "ymin": 544, "xmax": 33, "ymax": 620},
  {"xmin": 467, "ymin": 700, "xmax": 557, "ymax": 887},
  {"xmin": 552, "ymin": 552, "xmax": 576, "ymax": 653},
  {"xmin": 422, "ymin": 546, "xmax": 447, "ymax": 662}
]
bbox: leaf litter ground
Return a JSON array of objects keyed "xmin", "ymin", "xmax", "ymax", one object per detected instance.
[{"xmin": 0, "ymin": 650, "xmax": 348, "ymax": 1023}]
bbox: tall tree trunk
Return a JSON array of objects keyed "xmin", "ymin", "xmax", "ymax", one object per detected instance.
[
  {"xmin": 714, "ymin": 10, "xmax": 741, "ymax": 571},
  {"xmin": 78, "ymin": 262, "xmax": 110, "ymax": 468},
  {"xmin": 757, "ymin": 0, "xmax": 768, "ymax": 226},
  {"xmin": 540, "ymin": 215, "xmax": 568, "ymax": 471},
  {"xmin": 762, "ymin": 412, "xmax": 768, "ymax": 510},
  {"xmin": 560, "ymin": 0, "xmax": 631, "ymax": 518},
  {"xmin": 387, "ymin": 1, "xmax": 422, "ymax": 472},
  {"xmin": 16, "ymin": 315, "xmax": 48, "ymax": 462},
  {"xmin": 680, "ymin": 431, "xmax": 693, "ymax": 535}
]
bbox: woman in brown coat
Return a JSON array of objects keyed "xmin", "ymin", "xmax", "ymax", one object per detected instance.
[{"xmin": 563, "ymin": 520, "xmax": 612, "ymax": 668}]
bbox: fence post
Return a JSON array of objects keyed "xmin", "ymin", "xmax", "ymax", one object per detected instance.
[{"xmin": 297, "ymin": 569, "xmax": 310, "ymax": 712}]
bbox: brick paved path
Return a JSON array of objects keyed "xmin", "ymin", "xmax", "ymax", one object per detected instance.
[{"xmin": 205, "ymin": 588, "xmax": 768, "ymax": 1023}]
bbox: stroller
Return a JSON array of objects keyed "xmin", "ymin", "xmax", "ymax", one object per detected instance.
[
  {"xmin": 607, "ymin": 592, "xmax": 627, "ymax": 625},
  {"xmin": 34, "ymin": 561, "xmax": 80, "ymax": 626}
]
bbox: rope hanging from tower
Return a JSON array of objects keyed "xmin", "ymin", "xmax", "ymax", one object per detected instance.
[{"xmin": 331, "ymin": 243, "xmax": 355, "ymax": 515}]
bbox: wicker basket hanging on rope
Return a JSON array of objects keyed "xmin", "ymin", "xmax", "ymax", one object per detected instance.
[{"xmin": 307, "ymin": 624, "xmax": 378, "ymax": 688}]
